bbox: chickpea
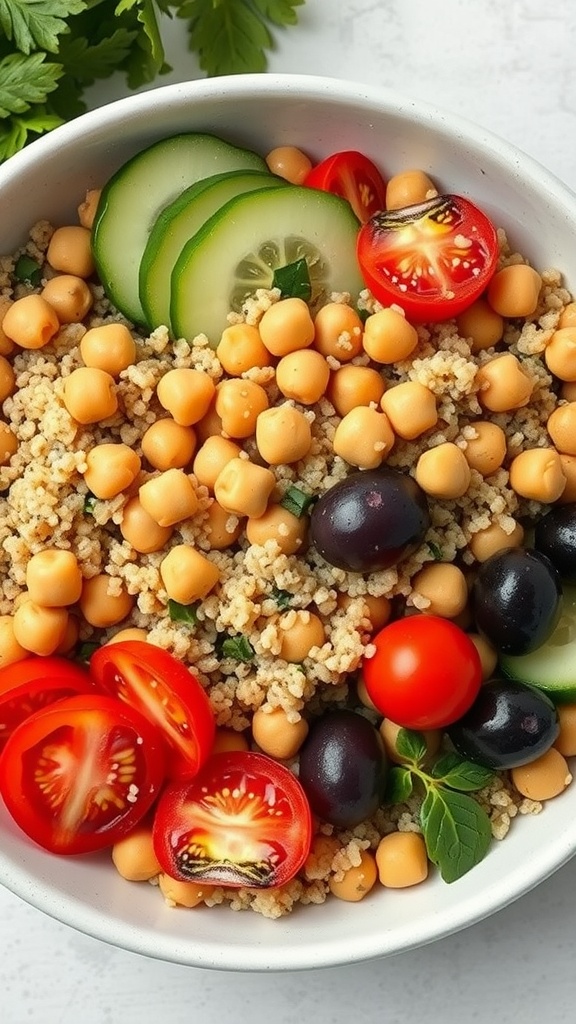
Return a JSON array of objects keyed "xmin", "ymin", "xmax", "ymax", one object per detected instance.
[
  {"xmin": 380, "ymin": 381, "xmax": 437, "ymax": 440},
  {"xmin": 275, "ymin": 349, "xmax": 330, "ymax": 405},
  {"xmin": 558, "ymin": 302, "xmax": 576, "ymax": 330},
  {"xmin": 511, "ymin": 748, "xmax": 572, "ymax": 801},
  {"xmin": 158, "ymin": 874, "xmax": 214, "ymax": 908},
  {"xmin": 279, "ymin": 609, "xmax": 326, "ymax": 662},
  {"xmin": 0, "ymin": 355, "xmax": 15, "ymax": 402},
  {"xmin": 80, "ymin": 323, "xmax": 136, "ymax": 376},
  {"xmin": 256, "ymin": 404, "xmax": 312, "ymax": 464},
  {"xmin": 41, "ymin": 275, "xmax": 93, "ymax": 324},
  {"xmin": 194, "ymin": 398, "xmax": 223, "ymax": 444},
  {"xmin": 193, "ymin": 435, "xmax": 241, "ymax": 491},
  {"xmin": 385, "ymin": 169, "xmax": 437, "ymax": 211},
  {"xmin": 265, "ymin": 146, "xmax": 312, "ymax": 183},
  {"xmin": 462, "ymin": 421, "xmax": 507, "ymax": 476},
  {"xmin": 337, "ymin": 593, "xmax": 392, "ymax": 633},
  {"xmin": 0, "ymin": 422, "xmax": 17, "ymax": 465},
  {"xmin": 0, "ymin": 615, "xmax": 28, "ymax": 669},
  {"xmin": 157, "ymin": 368, "xmax": 216, "ymax": 426},
  {"xmin": 375, "ymin": 832, "xmax": 428, "ymax": 888},
  {"xmin": 544, "ymin": 327, "xmax": 576, "ymax": 381},
  {"xmin": 258, "ymin": 297, "xmax": 315, "ymax": 357},
  {"xmin": 212, "ymin": 727, "xmax": 250, "ymax": 754},
  {"xmin": 83, "ymin": 443, "xmax": 141, "ymax": 499},
  {"xmin": 329, "ymin": 849, "xmax": 378, "ymax": 902},
  {"xmin": 560, "ymin": 380, "xmax": 576, "ymax": 402},
  {"xmin": 245, "ymin": 503, "xmax": 307, "ymax": 556},
  {"xmin": 141, "ymin": 419, "xmax": 196, "ymax": 471},
  {"xmin": 0, "ymin": 296, "xmax": 16, "ymax": 356},
  {"xmin": 312, "ymin": 303, "xmax": 364, "ymax": 361},
  {"xmin": 79, "ymin": 575, "xmax": 134, "ymax": 628},
  {"xmin": 26, "ymin": 549, "xmax": 83, "ymax": 607},
  {"xmin": 456, "ymin": 298, "xmax": 504, "ymax": 353},
  {"xmin": 469, "ymin": 519, "xmax": 524, "ymax": 562},
  {"xmin": 356, "ymin": 672, "xmax": 379, "ymax": 712},
  {"xmin": 327, "ymin": 364, "xmax": 385, "ymax": 417},
  {"xmin": 120, "ymin": 496, "xmax": 173, "ymax": 553},
  {"xmin": 13, "ymin": 600, "xmax": 68, "ymax": 655},
  {"xmin": 160, "ymin": 544, "xmax": 220, "ymax": 603},
  {"xmin": 476, "ymin": 353, "xmax": 533, "ymax": 412},
  {"xmin": 203, "ymin": 500, "xmax": 243, "ymax": 550},
  {"xmin": 546, "ymin": 403, "xmax": 576, "ymax": 455},
  {"xmin": 333, "ymin": 406, "xmax": 395, "ymax": 469},
  {"xmin": 558, "ymin": 454, "xmax": 576, "ymax": 504},
  {"xmin": 487, "ymin": 264, "xmax": 542, "ymax": 318},
  {"xmin": 252, "ymin": 707, "xmax": 309, "ymax": 760},
  {"xmin": 63, "ymin": 367, "xmax": 117, "ymax": 423},
  {"xmin": 216, "ymin": 323, "xmax": 272, "ymax": 376},
  {"xmin": 509, "ymin": 448, "xmax": 566, "ymax": 503},
  {"xmin": 47, "ymin": 225, "xmax": 95, "ymax": 278},
  {"xmin": 415, "ymin": 442, "xmax": 471, "ymax": 499},
  {"xmin": 410, "ymin": 562, "xmax": 468, "ymax": 619},
  {"xmin": 468, "ymin": 632, "xmax": 498, "ymax": 680},
  {"xmin": 77, "ymin": 188, "xmax": 102, "ymax": 230},
  {"xmin": 214, "ymin": 457, "xmax": 276, "ymax": 518},
  {"xmin": 112, "ymin": 826, "xmax": 161, "ymax": 881},
  {"xmin": 1, "ymin": 294, "xmax": 59, "ymax": 350},
  {"xmin": 55, "ymin": 613, "xmax": 79, "ymax": 655},
  {"xmin": 139, "ymin": 469, "xmax": 199, "ymax": 527},
  {"xmin": 215, "ymin": 378, "xmax": 269, "ymax": 438},
  {"xmin": 554, "ymin": 704, "xmax": 576, "ymax": 757},
  {"xmin": 362, "ymin": 308, "xmax": 418, "ymax": 364},
  {"xmin": 107, "ymin": 627, "xmax": 148, "ymax": 645},
  {"xmin": 379, "ymin": 719, "xmax": 441, "ymax": 765}
]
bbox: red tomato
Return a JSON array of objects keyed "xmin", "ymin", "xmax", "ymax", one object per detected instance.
[
  {"xmin": 357, "ymin": 193, "xmax": 499, "ymax": 321},
  {"xmin": 305, "ymin": 150, "xmax": 387, "ymax": 223},
  {"xmin": 152, "ymin": 750, "xmax": 312, "ymax": 889},
  {"xmin": 0, "ymin": 694, "xmax": 165, "ymax": 854},
  {"xmin": 0, "ymin": 655, "xmax": 95, "ymax": 751},
  {"xmin": 89, "ymin": 641, "xmax": 215, "ymax": 778},
  {"xmin": 362, "ymin": 616, "xmax": 482, "ymax": 730}
]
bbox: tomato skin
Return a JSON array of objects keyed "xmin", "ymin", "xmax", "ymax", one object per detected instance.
[
  {"xmin": 153, "ymin": 750, "xmax": 312, "ymax": 889},
  {"xmin": 362, "ymin": 616, "xmax": 482, "ymax": 730},
  {"xmin": 0, "ymin": 655, "xmax": 96, "ymax": 751},
  {"xmin": 89, "ymin": 641, "xmax": 215, "ymax": 779},
  {"xmin": 304, "ymin": 150, "xmax": 387, "ymax": 223},
  {"xmin": 0, "ymin": 694, "xmax": 165, "ymax": 855},
  {"xmin": 357, "ymin": 193, "xmax": 499, "ymax": 322}
]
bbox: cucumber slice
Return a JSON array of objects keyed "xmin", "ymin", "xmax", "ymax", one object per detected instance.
[
  {"xmin": 170, "ymin": 185, "xmax": 363, "ymax": 345},
  {"xmin": 500, "ymin": 585, "xmax": 576, "ymax": 703},
  {"xmin": 91, "ymin": 134, "xmax": 267, "ymax": 326},
  {"xmin": 139, "ymin": 170, "xmax": 285, "ymax": 334}
]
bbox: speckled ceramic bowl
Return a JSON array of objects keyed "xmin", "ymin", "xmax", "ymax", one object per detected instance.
[{"xmin": 1, "ymin": 74, "xmax": 576, "ymax": 971}]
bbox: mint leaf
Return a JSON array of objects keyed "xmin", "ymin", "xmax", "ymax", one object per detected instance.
[
  {"xmin": 0, "ymin": 51, "xmax": 62, "ymax": 117},
  {"xmin": 420, "ymin": 785, "xmax": 492, "ymax": 883},
  {"xmin": 395, "ymin": 727, "xmax": 427, "ymax": 765},
  {"xmin": 430, "ymin": 753, "xmax": 495, "ymax": 792},
  {"xmin": 0, "ymin": 0, "xmax": 86, "ymax": 55},
  {"xmin": 273, "ymin": 258, "xmax": 311, "ymax": 302},
  {"xmin": 385, "ymin": 765, "xmax": 413, "ymax": 804}
]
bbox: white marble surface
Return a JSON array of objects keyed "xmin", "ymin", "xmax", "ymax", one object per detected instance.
[{"xmin": 4, "ymin": 1, "xmax": 576, "ymax": 1019}]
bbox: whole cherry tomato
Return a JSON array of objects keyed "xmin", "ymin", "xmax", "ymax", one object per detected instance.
[{"xmin": 305, "ymin": 150, "xmax": 387, "ymax": 223}]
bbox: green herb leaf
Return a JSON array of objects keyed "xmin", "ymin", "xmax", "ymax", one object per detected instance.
[
  {"xmin": 0, "ymin": 0, "xmax": 85, "ymax": 55},
  {"xmin": 272, "ymin": 258, "xmax": 311, "ymax": 302},
  {"xmin": 271, "ymin": 586, "xmax": 293, "ymax": 610},
  {"xmin": 57, "ymin": 26, "xmax": 139, "ymax": 85},
  {"xmin": 430, "ymin": 753, "xmax": 495, "ymax": 792},
  {"xmin": 123, "ymin": 0, "xmax": 170, "ymax": 89},
  {"xmin": 0, "ymin": 52, "xmax": 63, "ymax": 118},
  {"xmin": 395, "ymin": 727, "xmax": 427, "ymax": 765},
  {"xmin": 251, "ymin": 0, "xmax": 304, "ymax": 27},
  {"xmin": 427, "ymin": 540, "xmax": 444, "ymax": 561},
  {"xmin": 14, "ymin": 254, "xmax": 42, "ymax": 285},
  {"xmin": 167, "ymin": 598, "xmax": 199, "ymax": 626},
  {"xmin": 83, "ymin": 494, "xmax": 97, "ymax": 514},
  {"xmin": 76, "ymin": 640, "xmax": 100, "ymax": 663},
  {"xmin": 178, "ymin": 0, "xmax": 270, "ymax": 76},
  {"xmin": 385, "ymin": 765, "xmax": 414, "ymax": 804},
  {"xmin": 218, "ymin": 634, "xmax": 255, "ymax": 663},
  {"xmin": 279, "ymin": 485, "xmax": 316, "ymax": 518},
  {"xmin": 420, "ymin": 785, "xmax": 492, "ymax": 883}
]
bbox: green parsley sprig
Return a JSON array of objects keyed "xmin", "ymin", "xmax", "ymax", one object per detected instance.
[{"xmin": 0, "ymin": 0, "xmax": 306, "ymax": 164}]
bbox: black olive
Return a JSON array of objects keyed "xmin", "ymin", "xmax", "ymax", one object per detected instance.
[
  {"xmin": 534, "ymin": 504, "xmax": 576, "ymax": 583},
  {"xmin": 471, "ymin": 547, "xmax": 562, "ymax": 655},
  {"xmin": 298, "ymin": 709, "xmax": 388, "ymax": 827},
  {"xmin": 447, "ymin": 677, "xmax": 559, "ymax": 770},
  {"xmin": 309, "ymin": 467, "xmax": 430, "ymax": 573}
]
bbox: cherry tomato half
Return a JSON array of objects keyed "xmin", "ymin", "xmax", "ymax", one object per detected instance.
[
  {"xmin": 357, "ymin": 193, "xmax": 499, "ymax": 321},
  {"xmin": 305, "ymin": 150, "xmax": 387, "ymax": 223},
  {"xmin": 0, "ymin": 694, "xmax": 165, "ymax": 854},
  {"xmin": 90, "ymin": 641, "xmax": 215, "ymax": 778},
  {"xmin": 153, "ymin": 750, "xmax": 312, "ymax": 889},
  {"xmin": 362, "ymin": 615, "xmax": 482, "ymax": 730},
  {"xmin": 0, "ymin": 655, "xmax": 96, "ymax": 751}
]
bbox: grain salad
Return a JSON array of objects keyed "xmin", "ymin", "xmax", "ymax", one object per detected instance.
[{"xmin": 1, "ymin": 146, "xmax": 576, "ymax": 919}]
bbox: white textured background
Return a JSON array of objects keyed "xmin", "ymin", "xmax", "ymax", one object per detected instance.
[{"xmin": 4, "ymin": 1, "xmax": 576, "ymax": 1020}]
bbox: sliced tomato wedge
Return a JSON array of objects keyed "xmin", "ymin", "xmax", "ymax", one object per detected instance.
[
  {"xmin": 0, "ymin": 655, "xmax": 96, "ymax": 751},
  {"xmin": 89, "ymin": 641, "xmax": 215, "ymax": 778},
  {"xmin": 357, "ymin": 193, "xmax": 499, "ymax": 321},
  {"xmin": 305, "ymin": 150, "xmax": 387, "ymax": 223},
  {"xmin": 0, "ymin": 694, "xmax": 165, "ymax": 854},
  {"xmin": 152, "ymin": 750, "xmax": 312, "ymax": 889}
]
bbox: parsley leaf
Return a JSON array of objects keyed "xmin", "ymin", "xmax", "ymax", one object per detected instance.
[
  {"xmin": 57, "ymin": 27, "xmax": 139, "ymax": 85},
  {"xmin": 14, "ymin": 254, "xmax": 42, "ymax": 284},
  {"xmin": 167, "ymin": 598, "xmax": 199, "ymax": 626},
  {"xmin": 273, "ymin": 258, "xmax": 312, "ymax": 302},
  {"xmin": 0, "ymin": 51, "xmax": 62, "ymax": 117},
  {"xmin": 0, "ymin": 0, "xmax": 85, "ymax": 55},
  {"xmin": 216, "ymin": 634, "xmax": 255, "ymax": 662}
]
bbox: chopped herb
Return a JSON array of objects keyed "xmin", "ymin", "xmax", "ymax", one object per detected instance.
[
  {"xmin": 168, "ymin": 599, "xmax": 199, "ymax": 627},
  {"xmin": 279, "ymin": 485, "xmax": 316, "ymax": 518},
  {"xmin": 83, "ymin": 494, "xmax": 97, "ymax": 514},
  {"xmin": 427, "ymin": 540, "xmax": 444, "ymax": 561},
  {"xmin": 217, "ymin": 634, "xmax": 255, "ymax": 663},
  {"xmin": 272, "ymin": 258, "xmax": 311, "ymax": 302},
  {"xmin": 76, "ymin": 641, "xmax": 99, "ymax": 663},
  {"xmin": 14, "ymin": 254, "xmax": 42, "ymax": 285},
  {"xmin": 271, "ymin": 586, "xmax": 293, "ymax": 610}
]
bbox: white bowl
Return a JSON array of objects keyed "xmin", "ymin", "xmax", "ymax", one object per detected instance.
[{"xmin": 1, "ymin": 74, "xmax": 576, "ymax": 972}]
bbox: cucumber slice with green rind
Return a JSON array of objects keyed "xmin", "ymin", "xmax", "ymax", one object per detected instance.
[
  {"xmin": 139, "ymin": 170, "xmax": 285, "ymax": 334},
  {"xmin": 91, "ymin": 133, "xmax": 267, "ymax": 326},
  {"xmin": 170, "ymin": 185, "xmax": 363, "ymax": 346},
  {"xmin": 500, "ymin": 584, "xmax": 576, "ymax": 703}
]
